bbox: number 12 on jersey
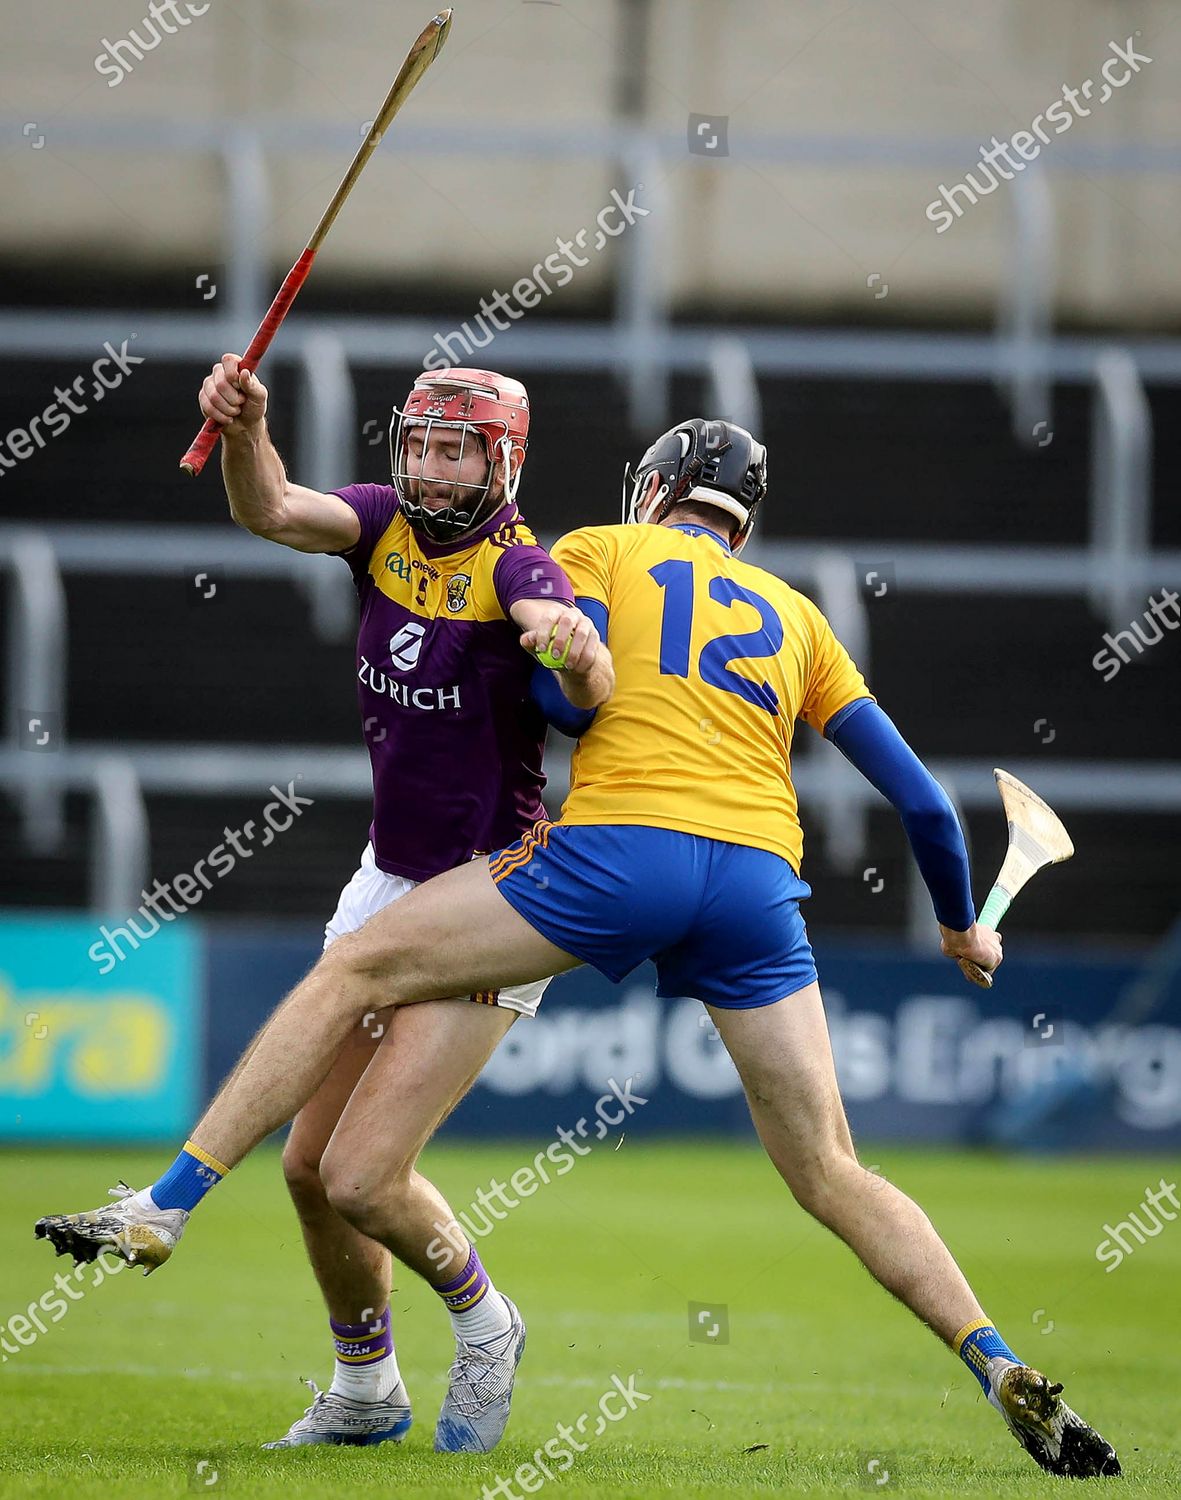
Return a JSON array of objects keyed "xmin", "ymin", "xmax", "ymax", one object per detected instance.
[{"xmin": 649, "ymin": 560, "xmax": 782, "ymax": 714}]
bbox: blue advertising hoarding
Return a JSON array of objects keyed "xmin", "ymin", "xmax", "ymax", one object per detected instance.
[
  {"xmin": 4, "ymin": 911, "xmax": 1177, "ymax": 1149},
  {"xmin": 203, "ymin": 927, "xmax": 1181, "ymax": 1151},
  {"xmin": 0, "ymin": 914, "xmax": 201, "ymax": 1140}
]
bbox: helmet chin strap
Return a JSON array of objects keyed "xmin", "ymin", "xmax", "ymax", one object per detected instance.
[{"xmin": 498, "ymin": 436, "xmax": 520, "ymax": 504}]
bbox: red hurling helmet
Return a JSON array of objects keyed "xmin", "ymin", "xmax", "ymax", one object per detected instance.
[{"xmin": 391, "ymin": 368, "xmax": 530, "ymax": 543}]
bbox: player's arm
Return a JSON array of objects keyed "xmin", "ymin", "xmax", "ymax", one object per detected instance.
[
  {"xmin": 521, "ymin": 597, "xmax": 614, "ymax": 721},
  {"xmin": 514, "ymin": 597, "xmax": 614, "ymax": 710},
  {"xmin": 800, "ymin": 594, "xmax": 999, "ymax": 976},
  {"xmin": 525, "ymin": 600, "xmax": 608, "ymax": 736},
  {"xmin": 199, "ymin": 353, "xmax": 361, "ymax": 554},
  {"xmin": 826, "ymin": 700, "xmax": 1001, "ymax": 974},
  {"xmin": 493, "ymin": 540, "xmax": 614, "ymax": 719},
  {"xmin": 522, "ymin": 528, "xmax": 616, "ymax": 715}
]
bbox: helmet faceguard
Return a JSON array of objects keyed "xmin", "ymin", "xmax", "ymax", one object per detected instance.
[
  {"xmin": 623, "ymin": 417, "xmax": 768, "ymax": 554},
  {"xmin": 392, "ymin": 368, "xmax": 530, "ymax": 544}
]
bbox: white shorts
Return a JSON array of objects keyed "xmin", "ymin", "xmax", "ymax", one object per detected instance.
[{"xmin": 323, "ymin": 843, "xmax": 550, "ymax": 1018}]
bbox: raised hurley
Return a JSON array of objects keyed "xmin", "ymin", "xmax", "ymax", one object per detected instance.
[{"xmin": 179, "ymin": 10, "xmax": 453, "ymax": 476}]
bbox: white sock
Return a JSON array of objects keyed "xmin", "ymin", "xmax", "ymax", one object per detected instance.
[
  {"xmin": 449, "ymin": 1284, "xmax": 513, "ymax": 1346},
  {"xmin": 438, "ymin": 1246, "xmax": 514, "ymax": 1345},
  {"xmin": 327, "ymin": 1309, "xmax": 405, "ymax": 1403},
  {"xmin": 329, "ymin": 1351, "xmax": 404, "ymax": 1403}
]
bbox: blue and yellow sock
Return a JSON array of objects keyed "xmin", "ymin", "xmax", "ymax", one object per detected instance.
[
  {"xmin": 148, "ymin": 1140, "xmax": 229, "ymax": 1212},
  {"xmin": 955, "ymin": 1317, "xmax": 1021, "ymax": 1394}
]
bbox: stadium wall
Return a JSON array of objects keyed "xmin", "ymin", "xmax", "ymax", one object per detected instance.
[
  {"xmin": 3, "ymin": 0, "xmax": 1180, "ymax": 323},
  {"xmin": 2, "ymin": 913, "xmax": 1178, "ymax": 1151}
]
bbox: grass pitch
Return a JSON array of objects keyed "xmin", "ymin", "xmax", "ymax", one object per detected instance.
[{"xmin": 1, "ymin": 1141, "xmax": 1177, "ymax": 1497}]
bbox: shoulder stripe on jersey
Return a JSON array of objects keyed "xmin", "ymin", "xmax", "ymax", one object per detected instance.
[{"xmin": 488, "ymin": 519, "xmax": 539, "ymax": 550}]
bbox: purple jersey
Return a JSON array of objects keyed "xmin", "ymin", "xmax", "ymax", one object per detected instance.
[{"xmin": 333, "ymin": 483, "xmax": 573, "ymax": 881}]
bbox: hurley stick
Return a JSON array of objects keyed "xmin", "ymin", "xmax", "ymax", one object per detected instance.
[{"xmin": 958, "ymin": 769, "xmax": 1074, "ymax": 989}]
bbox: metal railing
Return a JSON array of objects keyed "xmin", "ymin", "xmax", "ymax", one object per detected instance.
[
  {"xmin": 2, "ymin": 110, "xmax": 1179, "ymax": 908},
  {"xmin": 0, "ymin": 522, "xmax": 359, "ymax": 907},
  {"xmin": 1089, "ymin": 348, "xmax": 1153, "ymax": 631},
  {"xmin": 296, "ymin": 333, "xmax": 357, "ymax": 498},
  {"xmin": 4, "ymin": 738, "xmax": 1179, "ymax": 917},
  {"xmin": 0, "ymin": 522, "xmax": 357, "ymax": 641},
  {"xmin": 745, "ymin": 539, "xmax": 1181, "ymax": 597},
  {"xmin": 3, "ymin": 520, "xmax": 1180, "ymax": 909},
  {"xmin": 3, "ymin": 532, "xmax": 67, "ymax": 853},
  {"xmin": 997, "ymin": 167, "xmax": 1055, "ymax": 448},
  {"xmin": 2, "ymin": 106, "xmax": 1180, "ymax": 559},
  {"xmin": 0, "ymin": 310, "xmax": 1171, "ymax": 637}
]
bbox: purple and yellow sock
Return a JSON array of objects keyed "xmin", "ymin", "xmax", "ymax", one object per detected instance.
[
  {"xmin": 434, "ymin": 1244, "xmax": 490, "ymax": 1314},
  {"xmin": 331, "ymin": 1307, "xmax": 393, "ymax": 1367},
  {"xmin": 955, "ymin": 1317, "xmax": 1021, "ymax": 1394},
  {"xmin": 148, "ymin": 1141, "xmax": 229, "ymax": 1212}
]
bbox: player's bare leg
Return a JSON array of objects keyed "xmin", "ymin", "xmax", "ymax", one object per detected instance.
[
  {"xmin": 191, "ymin": 860, "xmax": 576, "ymax": 1170},
  {"xmin": 708, "ymin": 985, "xmax": 980, "ymax": 1336},
  {"xmin": 708, "ymin": 986, "xmax": 1120, "ymax": 1478},
  {"xmin": 267, "ymin": 1092, "xmax": 412, "ymax": 1457},
  {"xmin": 317, "ymin": 998, "xmax": 514, "ymax": 1282},
  {"xmin": 265, "ymin": 996, "xmax": 519, "ymax": 1450},
  {"xmin": 35, "ymin": 862, "xmax": 572, "ymax": 1260},
  {"xmin": 282, "ymin": 1011, "xmax": 393, "ymax": 1328},
  {"xmin": 263, "ymin": 1007, "xmax": 411, "ymax": 1446},
  {"xmin": 34, "ymin": 863, "xmax": 567, "ymax": 1267},
  {"xmin": 317, "ymin": 996, "xmax": 527, "ymax": 1450}
]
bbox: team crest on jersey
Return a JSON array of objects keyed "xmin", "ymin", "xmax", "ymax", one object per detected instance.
[{"xmin": 446, "ymin": 573, "xmax": 472, "ymax": 613}]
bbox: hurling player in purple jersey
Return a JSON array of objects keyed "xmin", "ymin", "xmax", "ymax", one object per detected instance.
[{"xmin": 165, "ymin": 356, "xmax": 606, "ymax": 1450}]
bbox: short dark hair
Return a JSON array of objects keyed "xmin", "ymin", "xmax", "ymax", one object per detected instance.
[{"xmin": 664, "ymin": 500, "xmax": 738, "ymax": 540}]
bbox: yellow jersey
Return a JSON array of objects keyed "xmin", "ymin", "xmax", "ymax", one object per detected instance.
[{"xmin": 551, "ymin": 523, "xmax": 872, "ymax": 873}]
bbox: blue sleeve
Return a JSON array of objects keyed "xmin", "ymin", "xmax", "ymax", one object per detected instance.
[
  {"xmin": 527, "ymin": 597, "xmax": 609, "ymax": 739},
  {"xmin": 531, "ymin": 667, "xmax": 594, "ymax": 737},
  {"xmin": 828, "ymin": 699, "xmax": 976, "ymax": 932}
]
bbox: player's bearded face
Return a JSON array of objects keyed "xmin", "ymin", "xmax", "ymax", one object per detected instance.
[{"xmin": 403, "ymin": 426, "xmax": 495, "ymax": 512}]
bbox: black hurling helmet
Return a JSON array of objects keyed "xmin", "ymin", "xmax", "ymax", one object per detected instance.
[{"xmin": 622, "ymin": 418, "xmax": 768, "ymax": 553}]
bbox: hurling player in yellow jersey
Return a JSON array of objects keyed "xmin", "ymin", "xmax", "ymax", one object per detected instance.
[{"xmin": 39, "ymin": 420, "xmax": 1117, "ymax": 1479}]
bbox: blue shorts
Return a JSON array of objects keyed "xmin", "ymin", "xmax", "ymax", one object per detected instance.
[{"xmin": 490, "ymin": 823, "xmax": 817, "ymax": 1009}]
